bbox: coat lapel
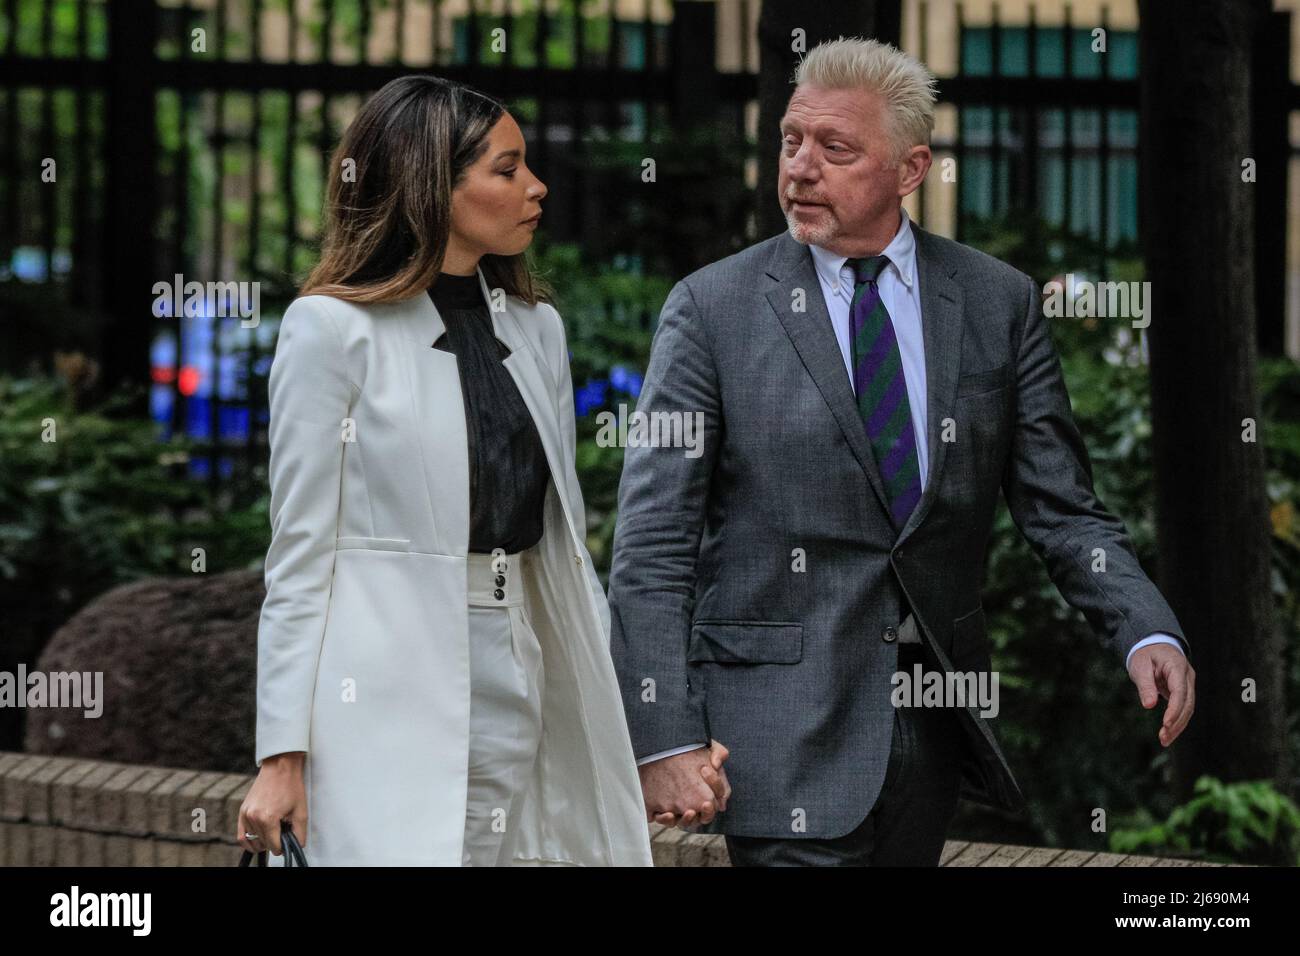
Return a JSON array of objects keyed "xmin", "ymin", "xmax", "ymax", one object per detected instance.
[
  {"xmin": 764, "ymin": 232, "xmax": 892, "ymax": 521},
  {"xmin": 472, "ymin": 267, "xmax": 579, "ymax": 545},
  {"xmin": 895, "ymin": 223, "xmax": 965, "ymax": 547},
  {"xmin": 397, "ymin": 289, "xmax": 470, "ymax": 554}
]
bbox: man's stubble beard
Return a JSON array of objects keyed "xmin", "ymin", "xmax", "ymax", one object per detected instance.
[{"xmin": 785, "ymin": 210, "xmax": 838, "ymax": 246}]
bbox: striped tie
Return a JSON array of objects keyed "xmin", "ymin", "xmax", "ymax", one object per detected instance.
[{"xmin": 849, "ymin": 254, "xmax": 922, "ymax": 532}]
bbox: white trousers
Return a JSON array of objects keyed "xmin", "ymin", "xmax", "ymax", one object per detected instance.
[{"xmin": 461, "ymin": 546, "xmax": 545, "ymax": 866}]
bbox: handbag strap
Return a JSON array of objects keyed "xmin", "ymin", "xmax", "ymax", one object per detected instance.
[{"xmin": 237, "ymin": 822, "xmax": 309, "ymax": 867}]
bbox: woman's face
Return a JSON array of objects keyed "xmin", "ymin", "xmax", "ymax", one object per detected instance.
[{"xmin": 447, "ymin": 111, "xmax": 547, "ymax": 264}]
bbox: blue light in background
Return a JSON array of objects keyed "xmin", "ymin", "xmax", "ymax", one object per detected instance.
[
  {"xmin": 575, "ymin": 378, "xmax": 608, "ymax": 418},
  {"xmin": 609, "ymin": 364, "xmax": 642, "ymax": 398},
  {"xmin": 9, "ymin": 246, "xmax": 72, "ymax": 282}
]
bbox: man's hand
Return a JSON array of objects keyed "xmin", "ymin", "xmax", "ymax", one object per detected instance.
[
  {"xmin": 1128, "ymin": 643, "xmax": 1195, "ymax": 747},
  {"xmin": 641, "ymin": 740, "xmax": 730, "ymax": 829}
]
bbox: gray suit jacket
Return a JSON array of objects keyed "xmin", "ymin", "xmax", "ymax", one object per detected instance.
[{"xmin": 608, "ymin": 221, "xmax": 1187, "ymax": 839}]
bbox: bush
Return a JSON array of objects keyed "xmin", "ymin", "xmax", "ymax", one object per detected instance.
[{"xmin": 1110, "ymin": 776, "xmax": 1300, "ymax": 866}]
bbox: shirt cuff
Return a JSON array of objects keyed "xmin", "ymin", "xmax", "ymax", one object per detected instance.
[
  {"xmin": 1125, "ymin": 633, "xmax": 1186, "ymax": 671},
  {"xmin": 635, "ymin": 743, "xmax": 709, "ymax": 766}
]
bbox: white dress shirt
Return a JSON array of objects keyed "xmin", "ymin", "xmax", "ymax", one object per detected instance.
[{"xmin": 636, "ymin": 208, "xmax": 1182, "ymax": 766}]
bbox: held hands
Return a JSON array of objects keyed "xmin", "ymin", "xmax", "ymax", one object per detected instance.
[
  {"xmin": 237, "ymin": 752, "xmax": 309, "ymax": 857},
  {"xmin": 1127, "ymin": 644, "xmax": 1196, "ymax": 747},
  {"xmin": 640, "ymin": 739, "xmax": 731, "ymax": 830}
]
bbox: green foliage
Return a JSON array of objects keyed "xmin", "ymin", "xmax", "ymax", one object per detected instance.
[
  {"xmin": 0, "ymin": 375, "xmax": 270, "ymax": 660},
  {"xmin": 575, "ymin": 122, "xmax": 754, "ymax": 279},
  {"xmin": 528, "ymin": 238, "xmax": 665, "ymax": 574},
  {"xmin": 956, "ymin": 216, "xmax": 1300, "ymax": 859},
  {"xmin": 1110, "ymin": 776, "xmax": 1300, "ymax": 866}
]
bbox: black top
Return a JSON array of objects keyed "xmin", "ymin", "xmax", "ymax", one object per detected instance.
[{"xmin": 428, "ymin": 271, "xmax": 552, "ymax": 554}]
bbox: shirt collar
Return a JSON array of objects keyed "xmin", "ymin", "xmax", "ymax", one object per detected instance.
[{"xmin": 808, "ymin": 206, "xmax": 916, "ymax": 293}]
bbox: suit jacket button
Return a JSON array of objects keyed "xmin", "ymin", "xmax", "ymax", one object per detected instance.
[
  {"xmin": 494, "ymin": 588, "xmax": 505, "ymax": 600},
  {"xmin": 882, "ymin": 626, "xmax": 898, "ymax": 643},
  {"xmin": 495, "ymin": 574, "xmax": 506, "ymax": 586}
]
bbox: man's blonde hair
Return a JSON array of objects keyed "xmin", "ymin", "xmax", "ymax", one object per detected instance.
[{"xmin": 793, "ymin": 36, "xmax": 938, "ymax": 163}]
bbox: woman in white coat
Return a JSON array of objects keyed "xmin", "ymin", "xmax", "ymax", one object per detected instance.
[{"xmin": 234, "ymin": 77, "xmax": 707, "ymax": 865}]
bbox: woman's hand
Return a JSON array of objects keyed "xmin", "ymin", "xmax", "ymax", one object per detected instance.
[{"xmin": 237, "ymin": 752, "xmax": 308, "ymax": 856}]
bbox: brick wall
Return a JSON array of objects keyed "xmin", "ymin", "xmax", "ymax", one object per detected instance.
[
  {"xmin": 0, "ymin": 750, "xmax": 715, "ymax": 867},
  {"xmin": 0, "ymin": 752, "xmax": 252, "ymax": 866},
  {"xmin": 0, "ymin": 751, "xmax": 1224, "ymax": 867}
]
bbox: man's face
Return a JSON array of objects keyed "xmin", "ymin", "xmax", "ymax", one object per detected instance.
[{"xmin": 777, "ymin": 84, "xmax": 924, "ymax": 252}]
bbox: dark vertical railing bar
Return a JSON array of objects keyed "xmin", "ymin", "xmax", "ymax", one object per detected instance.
[
  {"xmin": 989, "ymin": 2, "xmax": 1002, "ymax": 216},
  {"xmin": 359, "ymin": 0, "xmax": 372, "ymax": 62},
  {"xmin": 282, "ymin": 0, "xmax": 300, "ymax": 289},
  {"xmin": 210, "ymin": 0, "xmax": 230, "ymax": 496},
  {"xmin": 433, "ymin": 0, "xmax": 442, "ymax": 65},
  {"xmin": 170, "ymin": 7, "xmax": 192, "ymax": 441},
  {"xmin": 954, "ymin": 1, "xmax": 965, "ymax": 242},
  {"xmin": 643, "ymin": 0, "xmax": 655, "ymax": 141},
  {"xmin": 318, "ymin": 0, "xmax": 337, "ymax": 293},
  {"xmin": 605, "ymin": 0, "xmax": 619, "ymax": 132},
  {"xmin": 71, "ymin": 0, "xmax": 91, "ymax": 306},
  {"xmin": 468, "ymin": 0, "xmax": 480, "ymax": 67},
  {"xmin": 283, "ymin": 88, "xmax": 299, "ymax": 286},
  {"xmin": 1024, "ymin": 2, "xmax": 1039, "ymax": 216},
  {"xmin": 1, "ymin": 0, "xmax": 16, "ymax": 269},
  {"xmin": 103, "ymin": 0, "xmax": 159, "ymax": 413},
  {"xmin": 501, "ymin": 0, "xmax": 514, "ymax": 68},
  {"xmin": 574, "ymin": 0, "xmax": 587, "ymax": 241},
  {"xmin": 38, "ymin": 0, "xmax": 54, "ymax": 283},
  {"xmin": 1097, "ymin": 2, "xmax": 1111, "ymax": 271},
  {"xmin": 917, "ymin": 0, "xmax": 928, "ymax": 224},
  {"xmin": 740, "ymin": 0, "xmax": 751, "ymax": 78},
  {"xmin": 322, "ymin": 0, "xmax": 336, "ymax": 66},
  {"xmin": 249, "ymin": 0, "xmax": 263, "ymax": 287},
  {"xmin": 39, "ymin": 0, "xmax": 52, "ymax": 53},
  {"xmin": 642, "ymin": 0, "xmax": 653, "ymax": 147},
  {"xmin": 536, "ymin": 0, "xmax": 550, "ymax": 180},
  {"xmin": 1062, "ymin": 2, "xmax": 1073, "ymax": 235},
  {"xmin": 394, "ymin": 0, "xmax": 405, "ymax": 65},
  {"xmin": 40, "ymin": 87, "xmax": 55, "ymax": 286},
  {"xmin": 248, "ymin": 0, "xmax": 265, "ymax": 477}
]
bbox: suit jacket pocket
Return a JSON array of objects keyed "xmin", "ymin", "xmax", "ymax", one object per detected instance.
[
  {"xmin": 955, "ymin": 362, "xmax": 1011, "ymax": 397},
  {"xmin": 687, "ymin": 620, "xmax": 803, "ymax": 664},
  {"xmin": 335, "ymin": 536, "xmax": 412, "ymax": 553}
]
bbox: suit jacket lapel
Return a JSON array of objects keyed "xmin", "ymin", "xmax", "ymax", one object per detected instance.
[
  {"xmin": 764, "ymin": 232, "xmax": 893, "ymax": 521},
  {"xmin": 895, "ymin": 222, "xmax": 965, "ymax": 547}
]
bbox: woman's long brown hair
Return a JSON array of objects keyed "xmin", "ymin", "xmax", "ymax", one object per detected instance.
[{"xmin": 299, "ymin": 75, "xmax": 552, "ymax": 306}]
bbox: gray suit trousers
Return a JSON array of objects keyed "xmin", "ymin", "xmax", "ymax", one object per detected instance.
[{"xmin": 724, "ymin": 642, "xmax": 965, "ymax": 866}]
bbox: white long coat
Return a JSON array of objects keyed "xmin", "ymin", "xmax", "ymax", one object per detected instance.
[{"xmin": 254, "ymin": 266, "xmax": 654, "ymax": 866}]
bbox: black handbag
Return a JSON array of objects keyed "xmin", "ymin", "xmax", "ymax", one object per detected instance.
[{"xmin": 238, "ymin": 822, "xmax": 309, "ymax": 867}]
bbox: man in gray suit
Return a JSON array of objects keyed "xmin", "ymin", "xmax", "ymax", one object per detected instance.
[{"xmin": 608, "ymin": 37, "xmax": 1196, "ymax": 866}]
